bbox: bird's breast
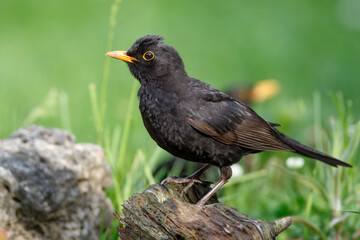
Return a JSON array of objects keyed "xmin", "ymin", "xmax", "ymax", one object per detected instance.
[{"xmin": 138, "ymin": 86, "xmax": 186, "ymax": 146}]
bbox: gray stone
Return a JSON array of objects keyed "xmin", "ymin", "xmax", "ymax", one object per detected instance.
[{"xmin": 0, "ymin": 126, "xmax": 113, "ymax": 240}]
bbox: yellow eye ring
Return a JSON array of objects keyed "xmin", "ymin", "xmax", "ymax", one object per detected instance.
[{"xmin": 143, "ymin": 51, "xmax": 155, "ymax": 61}]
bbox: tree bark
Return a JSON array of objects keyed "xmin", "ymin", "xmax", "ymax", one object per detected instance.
[{"xmin": 114, "ymin": 177, "xmax": 292, "ymax": 240}]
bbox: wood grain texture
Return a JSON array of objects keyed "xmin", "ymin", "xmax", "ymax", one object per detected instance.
[{"xmin": 115, "ymin": 178, "xmax": 292, "ymax": 240}]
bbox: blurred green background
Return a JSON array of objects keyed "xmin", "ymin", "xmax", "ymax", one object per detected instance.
[
  {"xmin": 1, "ymin": 0, "xmax": 359, "ymax": 142},
  {"xmin": 1, "ymin": 0, "xmax": 359, "ymax": 239}
]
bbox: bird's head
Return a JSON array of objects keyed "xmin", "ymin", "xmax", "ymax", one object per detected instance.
[{"xmin": 106, "ymin": 35, "xmax": 187, "ymax": 85}]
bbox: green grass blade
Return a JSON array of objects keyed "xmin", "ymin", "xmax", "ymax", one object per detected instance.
[
  {"xmin": 345, "ymin": 183, "xmax": 360, "ymax": 204},
  {"xmin": 313, "ymin": 91, "xmax": 323, "ymax": 151},
  {"xmin": 148, "ymin": 146, "xmax": 163, "ymax": 169},
  {"xmin": 59, "ymin": 91, "xmax": 71, "ymax": 130},
  {"xmin": 224, "ymin": 169, "xmax": 268, "ymax": 188},
  {"xmin": 110, "ymin": 126, "xmax": 121, "ymax": 163},
  {"xmin": 117, "ymin": 79, "xmax": 138, "ymax": 175},
  {"xmin": 340, "ymin": 210, "xmax": 360, "ymax": 214},
  {"xmin": 99, "ymin": 0, "xmax": 123, "ymax": 131},
  {"xmin": 293, "ymin": 217, "xmax": 328, "ymax": 240},
  {"xmin": 304, "ymin": 191, "xmax": 314, "ymax": 221},
  {"xmin": 342, "ymin": 120, "xmax": 360, "ymax": 163},
  {"xmin": 88, "ymin": 83, "xmax": 102, "ymax": 144},
  {"xmin": 139, "ymin": 149, "xmax": 156, "ymax": 185},
  {"xmin": 277, "ymin": 166, "xmax": 329, "ymax": 204}
]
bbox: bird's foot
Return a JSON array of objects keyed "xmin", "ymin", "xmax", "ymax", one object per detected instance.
[
  {"xmin": 161, "ymin": 176, "xmax": 213, "ymax": 196},
  {"xmin": 161, "ymin": 176, "xmax": 212, "ymax": 185},
  {"xmin": 181, "ymin": 176, "xmax": 213, "ymax": 196},
  {"xmin": 161, "ymin": 176, "xmax": 187, "ymax": 185}
]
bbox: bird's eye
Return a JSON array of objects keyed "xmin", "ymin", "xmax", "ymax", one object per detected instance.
[{"xmin": 143, "ymin": 51, "xmax": 155, "ymax": 61}]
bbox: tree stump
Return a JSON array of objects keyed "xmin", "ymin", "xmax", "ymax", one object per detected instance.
[{"xmin": 114, "ymin": 177, "xmax": 292, "ymax": 240}]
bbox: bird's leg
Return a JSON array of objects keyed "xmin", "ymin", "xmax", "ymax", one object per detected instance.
[
  {"xmin": 161, "ymin": 164, "xmax": 213, "ymax": 193},
  {"xmin": 196, "ymin": 166, "xmax": 232, "ymax": 206},
  {"xmin": 186, "ymin": 164, "xmax": 212, "ymax": 181},
  {"xmin": 180, "ymin": 164, "xmax": 212, "ymax": 194}
]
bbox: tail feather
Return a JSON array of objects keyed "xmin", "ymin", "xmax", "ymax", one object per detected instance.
[{"xmin": 278, "ymin": 133, "xmax": 352, "ymax": 168}]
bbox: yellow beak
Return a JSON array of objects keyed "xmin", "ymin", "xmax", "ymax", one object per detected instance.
[{"xmin": 105, "ymin": 51, "xmax": 139, "ymax": 63}]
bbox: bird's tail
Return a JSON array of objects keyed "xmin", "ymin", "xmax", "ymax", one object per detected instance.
[{"xmin": 278, "ymin": 132, "xmax": 352, "ymax": 168}]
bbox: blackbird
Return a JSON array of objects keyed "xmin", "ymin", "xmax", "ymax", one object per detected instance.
[{"xmin": 106, "ymin": 35, "xmax": 352, "ymax": 206}]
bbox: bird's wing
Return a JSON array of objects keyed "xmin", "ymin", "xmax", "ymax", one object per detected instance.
[{"xmin": 185, "ymin": 89, "xmax": 293, "ymax": 152}]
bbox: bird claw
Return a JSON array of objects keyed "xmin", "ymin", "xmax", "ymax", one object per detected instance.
[
  {"xmin": 161, "ymin": 176, "xmax": 213, "ymax": 196},
  {"xmin": 161, "ymin": 176, "xmax": 213, "ymax": 185},
  {"xmin": 160, "ymin": 176, "xmax": 186, "ymax": 185}
]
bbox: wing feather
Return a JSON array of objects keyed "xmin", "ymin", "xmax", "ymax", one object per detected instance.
[{"xmin": 184, "ymin": 88, "xmax": 294, "ymax": 152}]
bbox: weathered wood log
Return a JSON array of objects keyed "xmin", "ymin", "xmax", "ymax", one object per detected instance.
[{"xmin": 114, "ymin": 177, "xmax": 292, "ymax": 240}]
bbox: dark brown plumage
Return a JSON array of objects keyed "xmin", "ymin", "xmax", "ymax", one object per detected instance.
[{"xmin": 106, "ymin": 35, "xmax": 352, "ymax": 206}]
